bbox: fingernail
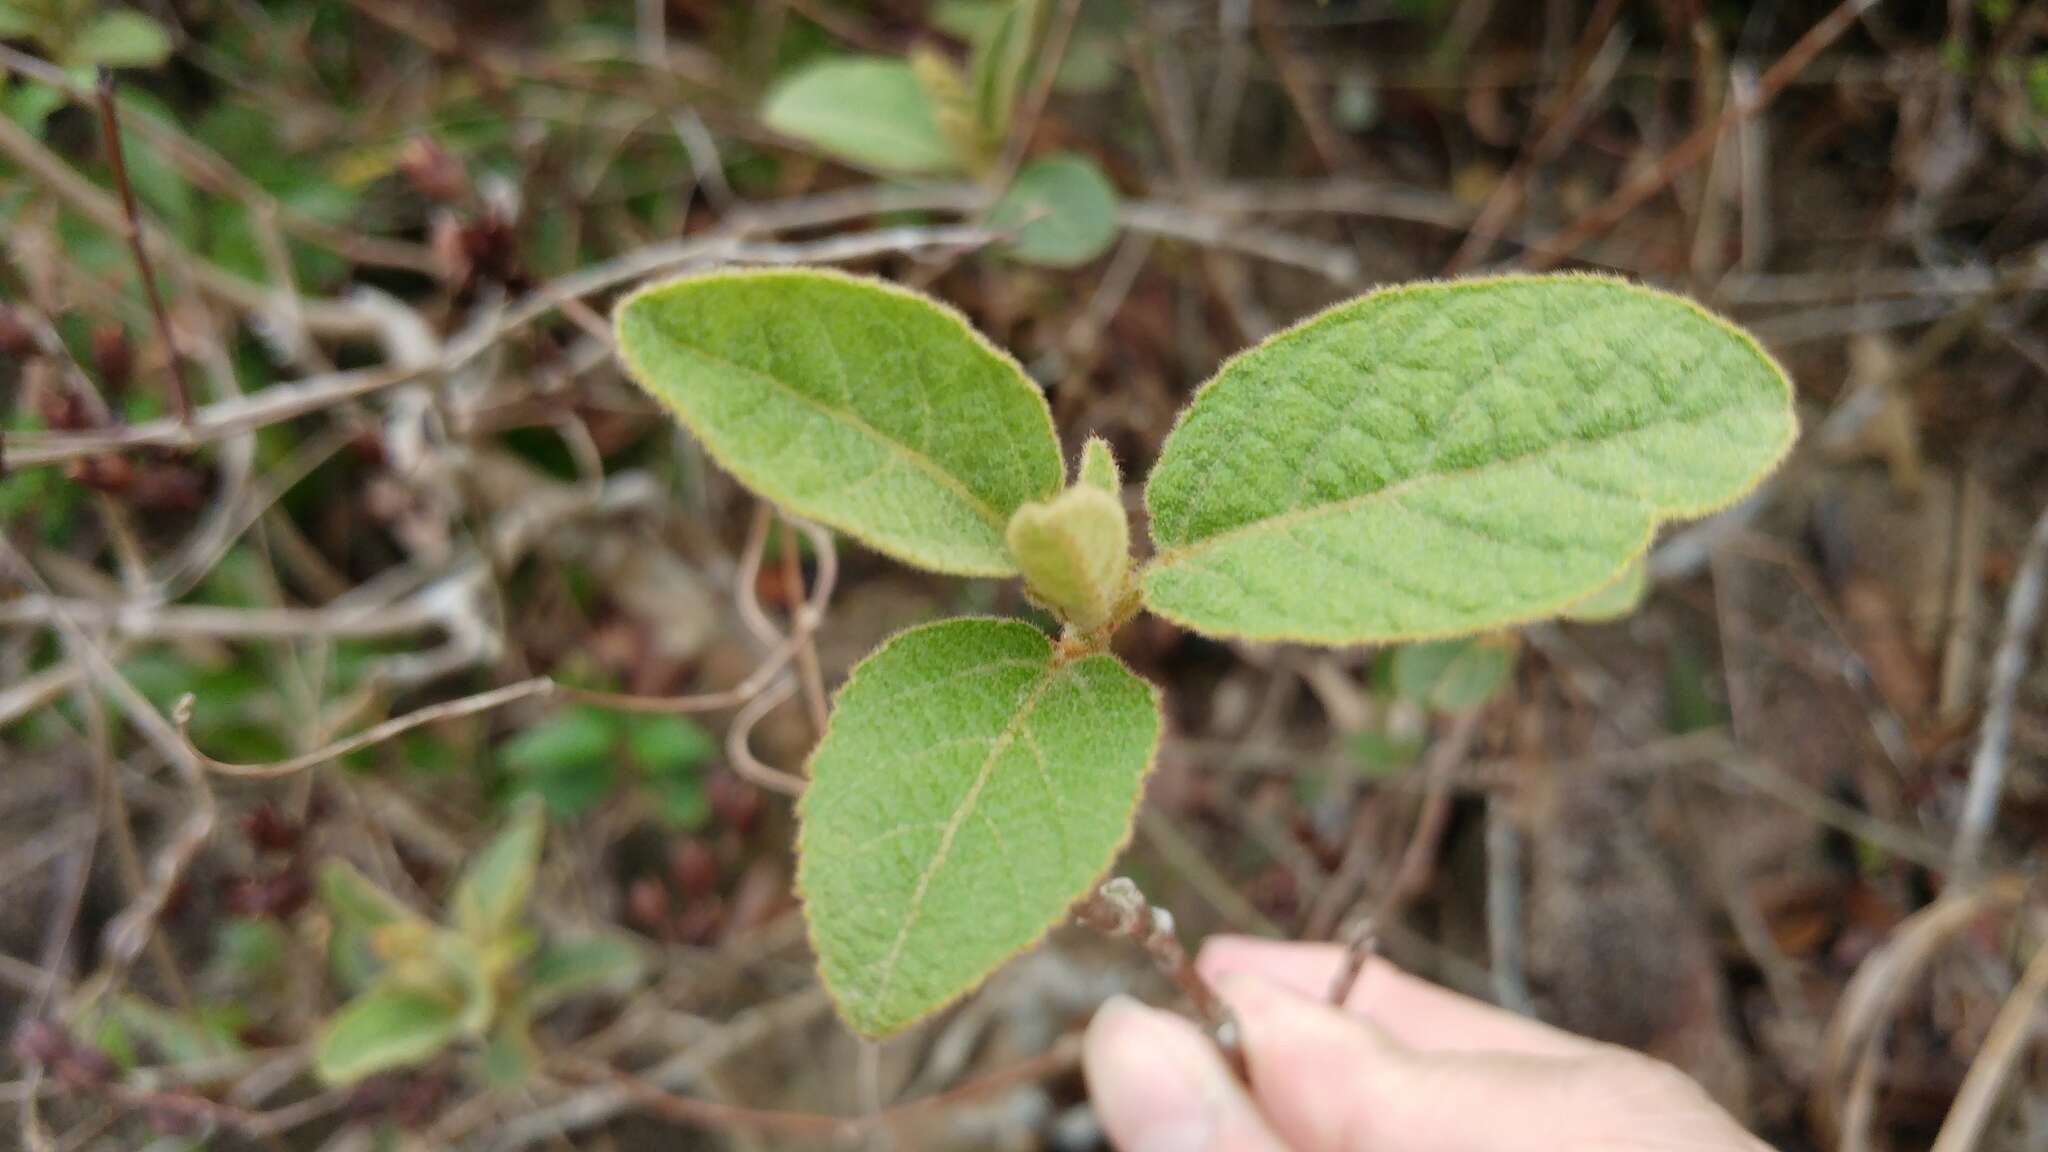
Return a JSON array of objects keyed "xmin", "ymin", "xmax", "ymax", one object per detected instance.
[{"xmin": 1085, "ymin": 995, "xmax": 1220, "ymax": 1152}]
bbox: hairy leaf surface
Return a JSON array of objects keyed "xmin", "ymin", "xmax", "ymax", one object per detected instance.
[
  {"xmin": 1144, "ymin": 275, "xmax": 1794, "ymax": 643},
  {"xmin": 797, "ymin": 618, "xmax": 1160, "ymax": 1037},
  {"xmin": 1563, "ymin": 556, "xmax": 1648, "ymax": 621},
  {"xmin": 616, "ymin": 270, "xmax": 1063, "ymax": 575}
]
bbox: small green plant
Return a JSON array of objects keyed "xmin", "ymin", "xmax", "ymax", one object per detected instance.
[
  {"xmin": 759, "ymin": 0, "xmax": 1120, "ymax": 269},
  {"xmin": 502, "ymin": 705, "xmax": 717, "ymax": 826},
  {"xmin": 613, "ymin": 267, "xmax": 1796, "ymax": 1037},
  {"xmin": 313, "ymin": 803, "xmax": 644, "ymax": 1085}
]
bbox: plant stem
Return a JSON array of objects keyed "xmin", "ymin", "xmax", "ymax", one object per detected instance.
[
  {"xmin": 94, "ymin": 69, "xmax": 193, "ymax": 423},
  {"xmin": 1075, "ymin": 877, "xmax": 1244, "ymax": 1075}
]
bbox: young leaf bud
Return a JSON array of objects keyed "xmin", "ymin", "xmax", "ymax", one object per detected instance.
[{"xmin": 1005, "ymin": 484, "xmax": 1130, "ymax": 632}]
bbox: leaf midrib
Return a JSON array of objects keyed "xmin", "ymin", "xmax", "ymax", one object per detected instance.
[
  {"xmin": 1149, "ymin": 400, "xmax": 1767, "ymax": 568},
  {"xmin": 868, "ymin": 652, "xmax": 1067, "ymax": 1017},
  {"xmin": 670, "ymin": 339, "xmax": 1016, "ymax": 535}
]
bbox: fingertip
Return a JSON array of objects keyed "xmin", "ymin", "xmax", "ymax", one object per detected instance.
[
  {"xmin": 1200, "ymin": 940, "xmax": 1589, "ymax": 1059},
  {"xmin": 1084, "ymin": 995, "xmax": 1288, "ymax": 1152}
]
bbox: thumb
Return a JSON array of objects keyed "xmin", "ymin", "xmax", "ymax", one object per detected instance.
[
  {"xmin": 1216, "ymin": 974, "xmax": 1752, "ymax": 1152},
  {"xmin": 1084, "ymin": 994, "xmax": 1291, "ymax": 1152}
]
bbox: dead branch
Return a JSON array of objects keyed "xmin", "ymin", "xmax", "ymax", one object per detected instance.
[{"xmin": 1952, "ymin": 501, "xmax": 2048, "ymax": 877}]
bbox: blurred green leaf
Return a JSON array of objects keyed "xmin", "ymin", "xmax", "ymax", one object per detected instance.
[
  {"xmin": 318, "ymin": 860, "xmax": 416, "ymax": 936},
  {"xmin": 504, "ymin": 706, "xmax": 619, "ymax": 816},
  {"xmin": 66, "ymin": 10, "xmax": 171, "ymax": 68},
  {"xmin": 480, "ymin": 998, "xmax": 537, "ymax": 1087},
  {"xmin": 314, "ymin": 984, "xmax": 464, "ymax": 1085},
  {"xmin": 529, "ymin": 933, "xmax": 644, "ymax": 1009},
  {"xmin": 449, "ymin": 802, "xmax": 544, "ymax": 942},
  {"xmin": 211, "ymin": 917, "xmax": 286, "ymax": 984},
  {"xmin": 990, "ymin": 152, "xmax": 1120, "ymax": 268},
  {"xmin": 968, "ymin": 0, "xmax": 1043, "ymax": 150},
  {"xmin": 109, "ymin": 995, "xmax": 240, "ymax": 1066},
  {"xmin": 0, "ymin": 4, "xmax": 39, "ymax": 39},
  {"xmin": 1391, "ymin": 638, "xmax": 1515, "ymax": 713},
  {"xmin": 761, "ymin": 57, "xmax": 962, "ymax": 175},
  {"xmin": 503, "ymin": 707, "xmax": 617, "ymax": 773},
  {"xmin": 626, "ymin": 715, "xmax": 716, "ymax": 827},
  {"xmin": 624, "ymin": 715, "xmax": 715, "ymax": 774},
  {"xmin": 1349, "ymin": 728, "xmax": 1424, "ymax": 780},
  {"xmin": 645, "ymin": 768, "xmax": 710, "ymax": 829},
  {"xmin": 1666, "ymin": 638, "xmax": 1723, "ymax": 734},
  {"xmin": 2, "ymin": 78, "xmax": 65, "ymax": 135}
]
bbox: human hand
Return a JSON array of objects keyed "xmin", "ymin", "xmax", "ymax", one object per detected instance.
[{"xmin": 1083, "ymin": 936, "xmax": 1769, "ymax": 1152}]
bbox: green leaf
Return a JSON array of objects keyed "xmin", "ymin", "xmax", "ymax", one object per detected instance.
[
  {"xmin": 108, "ymin": 996, "xmax": 240, "ymax": 1066},
  {"xmin": 969, "ymin": 0, "xmax": 1044, "ymax": 149},
  {"xmin": 66, "ymin": 11, "xmax": 171, "ymax": 69},
  {"xmin": 314, "ymin": 984, "xmax": 464, "ymax": 1085},
  {"xmin": 0, "ymin": 4, "xmax": 38, "ymax": 39},
  {"xmin": 1562, "ymin": 556, "xmax": 1647, "ymax": 621},
  {"xmin": 3, "ymin": 79, "xmax": 65, "ymax": 135},
  {"xmin": 480, "ymin": 998, "xmax": 538, "ymax": 1087},
  {"xmin": 1077, "ymin": 435, "xmax": 1121, "ymax": 494},
  {"xmin": 1349, "ymin": 727, "xmax": 1424, "ymax": 779},
  {"xmin": 797, "ymin": 618, "xmax": 1161, "ymax": 1037},
  {"xmin": 990, "ymin": 153, "xmax": 1120, "ymax": 268},
  {"xmin": 910, "ymin": 47, "xmax": 980, "ymax": 171},
  {"xmin": 319, "ymin": 860, "xmax": 418, "ymax": 935},
  {"xmin": 529, "ymin": 933, "xmax": 645, "ymax": 1009},
  {"xmin": 450, "ymin": 802, "xmax": 544, "ymax": 942},
  {"xmin": 625, "ymin": 714, "xmax": 715, "ymax": 774},
  {"xmin": 761, "ymin": 57, "xmax": 963, "ymax": 175},
  {"xmin": 1391, "ymin": 637, "xmax": 1514, "ymax": 713},
  {"xmin": 646, "ymin": 768, "xmax": 711, "ymax": 829},
  {"xmin": 1006, "ymin": 487, "xmax": 1130, "ymax": 630},
  {"xmin": 615, "ymin": 269, "xmax": 1064, "ymax": 576},
  {"xmin": 1142, "ymin": 275, "xmax": 1796, "ymax": 644},
  {"xmin": 502, "ymin": 706, "xmax": 618, "ymax": 773},
  {"xmin": 318, "ymin": 861, "xmax": 425, "ymax": 991},
  {"xmin": 932, "ymin": 0, "xmax": 1003, "ymax": 40},
  {"xmin": 504, "ymin": 707, "xmax": 622, "ymax": 816}
]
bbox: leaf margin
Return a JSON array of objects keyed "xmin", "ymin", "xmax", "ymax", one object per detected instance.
[
  {"xmin": 1138, "ymin": 271, "xmax": 1798, "ymax": 646},
  {"xmin": 613, "ymin": 266, "xmax": 1064, "ymax": 577}
]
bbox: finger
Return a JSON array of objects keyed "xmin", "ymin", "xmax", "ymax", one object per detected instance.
[
  {"xmin": 1197, "ymin": 936, "xmax": 1586, "ymax": 1058},
  {"xmin": 1218, "ymin": 973, "xmax": 1613, "ymax": 1152},
  {"xmin": 1083, "ymin": 995, "xmax": 1291, "ymax": 1152}
]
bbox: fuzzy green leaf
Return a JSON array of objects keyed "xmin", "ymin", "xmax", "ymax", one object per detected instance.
[
  {"xmin": 1077, "ymin": 435, "xmax": 1121, "ymax": 494},
  {"xmin": 761, "ymin": 57, "xmax": 962, "ymax": 175},
  {"xmin": 1143, "ymin": 275, "xmax": 1795, "ymax": 644},
  {"xmin": 1007, "ymin": 487, "xmax": 1130, "ymax": 630},
  {"xmin": 1562, "ymin": 556, "xmax": 1648, "ymax": 621},
  {"xmin": 797, "ymin": 618, "xmax": 1160, "ymax": 1037},
  {"xmin": 314, "ymin": 985, "xmax": 464, "ymax": 1085},
  {"xmin": 616, "ymin": 269, "xmax": 1064, "ymax": 575},
  {"xmin": 990, "ymin": 153, "xmax": 1120, "ymax": 268}
]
